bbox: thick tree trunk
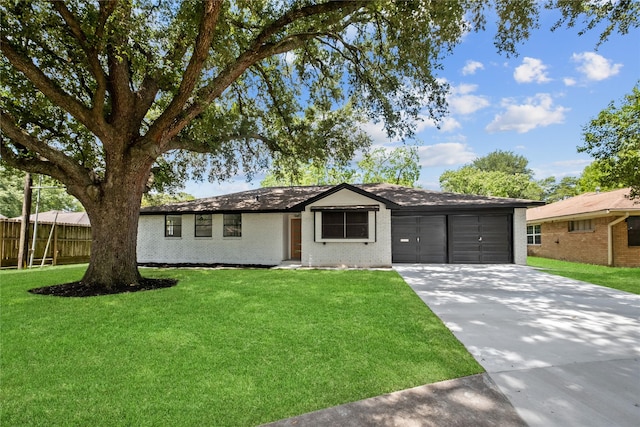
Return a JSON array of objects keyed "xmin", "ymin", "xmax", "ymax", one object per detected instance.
[
  {"xmin": 82, "ymin": 200, "xmax": 142, "ymax": 289},
  {"xmin": 79, "ymin": 161, "xmax": 151, "ymax": 290}
]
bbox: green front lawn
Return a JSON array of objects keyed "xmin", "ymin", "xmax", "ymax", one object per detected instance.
[
  {"xmin": 527, "ymin": 257, "xmax": 640, "ymax": 295},
  {"xmin": 0, "ymin": 266, "xmax": 481, "ymax": 426}
]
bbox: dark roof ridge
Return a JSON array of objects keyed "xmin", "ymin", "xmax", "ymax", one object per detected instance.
[{"xmin": 140, "ymin": 182, "xmax": 543, "ymax": 214}]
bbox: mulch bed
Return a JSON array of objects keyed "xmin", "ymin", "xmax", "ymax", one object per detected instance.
[
  {"xmin": 28, "ymin": 278, "xmax": 178, "ymax": 298},
  {"xmin": 138, "ymin": 262, "xmax": 275, "ymax": 269}
]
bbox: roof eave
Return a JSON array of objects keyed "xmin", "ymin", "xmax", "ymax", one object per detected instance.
[
  {"xmin": 139, "ymin": 208, "xmax": 298, "ymax": 215},
  {"xmin": 527, "ymin": 209, "xmax": 640, "ymax": 223}
]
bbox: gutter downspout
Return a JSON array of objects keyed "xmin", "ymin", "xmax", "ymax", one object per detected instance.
[{"xmin": 608, "ymin": 213, "xmax": 630, "ymax": 266}]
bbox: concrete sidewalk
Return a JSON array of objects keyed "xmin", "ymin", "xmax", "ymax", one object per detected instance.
[
  {"xmin": 264, "ymin": 373, "xmax": 526, "ymax": 427},
  {"xmin": 396, "ymin": 264, "xmax": 640, "ymax": 427}
]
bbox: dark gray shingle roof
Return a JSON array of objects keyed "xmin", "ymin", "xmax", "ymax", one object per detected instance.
[{"xmin": 140, "ymin": 183, "xmax": 542, "ymax": 214}]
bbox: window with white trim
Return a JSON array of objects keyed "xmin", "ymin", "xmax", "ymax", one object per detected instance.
[
  {"xmin": 527, "ymin": 224, "xmax": 541, "ymax": 245},
  {"xmin": 321, "ymin": 211, "xmax": 369, "ymax": 239},
  {"xmin": 223, "ymin": 214, "xmax": 242, "ymax": 237},
  {"xmin": 165, "ymin": 215, "xmax": 182, "ymax": 237}
]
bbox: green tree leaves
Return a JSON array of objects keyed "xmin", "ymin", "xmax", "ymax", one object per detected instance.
[
  {"xmin": 1, "ymin": 1, "xmax": 637, "ymax": 286},
  {"xmin": 440, "ymin": 166, "xmax": 542, "ymax": 200},
  {"xmin": 440, "ymin": 150, "xmax": 542, "ymax": 199},
  {"xmin": 471, "ymin": 149, "xmax": 533, "ymax": 177},
  {"xmin": 0, "ymin": 165, "xmax": 82, "ymax": 218},
  {"xmin": 261, "ymin": 146, "xmax": 420, "ymax": 187},
  {"xmin": 358, "ymin": 146, "xmax": 421, "ymax": 186},
  {"xmin": 579, "ymin": 84, "xmax": 640, "ymax": 198}
]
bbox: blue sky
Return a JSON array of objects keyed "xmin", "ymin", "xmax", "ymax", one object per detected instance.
[{"xmin": 185, "ymin": 10, "xmax": 639, "ymax": 198}]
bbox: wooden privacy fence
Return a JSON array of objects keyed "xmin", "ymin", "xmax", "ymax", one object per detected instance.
[{"xmin": 0, "ymin": 219, "xmax": 91, "ymax": 268}]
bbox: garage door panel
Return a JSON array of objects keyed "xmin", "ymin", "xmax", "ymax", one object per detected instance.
[
  {"xmin": 418, "ymin": 216, "xmax": 447, "ymax": 263},
  {"xmin": 392, "ymin": 215, "xmax": 446, "ymax": 263},
  {"xmin": 450, "ymin": 250, "xmax": 481, "ymax": 263},
  {"xmin": 392, "ymin": 217, "xmax": 418, "ymax": 263},
  {"xmin": 449, "ymin": 216, "xmax": 479, "ymax": 264},
  {"xmin": 393, "ymin": 213, "xmax": 512, "ymax": 264},
  {"xmin": 450, "ymin": 215, "xmax": 512, "ymax": 264}
]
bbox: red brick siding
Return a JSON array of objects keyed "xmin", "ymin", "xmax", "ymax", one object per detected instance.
[
  {"xmin": 527, "ymin": 216, "xmax": 640, "ymax": 267},
  {"xmin": 612, "ymin": 220, "xmax": 640, "ymax": 267}
]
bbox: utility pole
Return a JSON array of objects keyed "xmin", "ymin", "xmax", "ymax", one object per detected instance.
[{"xmin": 17, "ymin": 173, "xmax": 32, "ymax": 269}]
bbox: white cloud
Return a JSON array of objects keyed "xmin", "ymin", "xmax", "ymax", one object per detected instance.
[
  {"xmin": 563, "ymin": 77, "xmax": 577, "ymax": 86},
  {"xmin": 462, "ymin": 60, "xmax": 484, "ymax": 75},
  {"xmin": 360, "ymin": 121, "xmax": 396, "ymax": 145},
  {"xmin": 439, "ymin": 117, "xmax": 462, "ymax": 132},
  {"xmin": 571, "ymin": 52, "xmax": 622, "ymax": 81},
  {"xmin": 486, "ymin": 93, "xmax": 569, "ymax": 133},
  {"xmin": 184, "ymin": 178, "xmax": 258, "ymax": 198},
  {"xmin": 417, "ymin": 142, "xmax": 476, "ymax": 167},
  {"xmin": 451, "ymin": 83, "xmax": 478, "ymax": 95},
  {"xmin": 514, "ymin": 57, "xmax": 551, "ymax": 84},
  {"xmin": 450, "ymin": 95, "xmax": 490, "ymax": 115},
  {"xmin": 532, "ymin": 158, "xmax": 591, "ymax": 180},
  {"xmin": 448, "ymin": 83, "xmax": 490, "ymax": 115},
  {"xmin": 419, "ymin": 115, "xmax": 462, "ymax": 133}
]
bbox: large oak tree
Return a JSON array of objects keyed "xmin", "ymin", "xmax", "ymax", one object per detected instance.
[{"xmin": 1, "ymin": 0, "xmax": 637, "ymax": 290}]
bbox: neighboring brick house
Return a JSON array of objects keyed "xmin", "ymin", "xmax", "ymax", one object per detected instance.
[
  {"xmin": 526, "ymin": 188, "xmax": 640, "ymax": 267},
  {"xmin": 139, "ymin": 183, "xmax": 541, "ymax": 267}
]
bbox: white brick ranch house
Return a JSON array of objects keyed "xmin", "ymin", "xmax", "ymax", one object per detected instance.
[{"xmin": 138, "ymin": 183, "xmax": 542, "ymax": 267}]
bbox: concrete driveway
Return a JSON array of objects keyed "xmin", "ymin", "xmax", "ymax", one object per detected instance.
[{"xmin": 395, "ymin": 264, "xmax": 640, "ymax": 427}]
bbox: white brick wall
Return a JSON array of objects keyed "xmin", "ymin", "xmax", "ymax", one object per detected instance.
[
  {"xmin": 137, "ymin": 189, "xmax": 523, "ymax": 267},
  {"xmin": 513, "ymin": 208, "xmax": 527, "ymax": 265},
  {"xmin": 301, "ymin": 189, "xmax": 392, "ymax": 268},
  {"xmin": 137, "ymin": 213, "xmax": 285, "ymax": 265}
]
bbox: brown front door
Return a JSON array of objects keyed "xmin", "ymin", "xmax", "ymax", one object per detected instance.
[{"xmin": 290, "ymin": 218, "xmax": 302, "ymax": 260}]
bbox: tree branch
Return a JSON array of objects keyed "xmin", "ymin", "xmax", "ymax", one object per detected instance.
[
  {"xmin": 149, "ymin": 0, "xmax": 368, "ymax": 148},
  {"xmin": 252, "ymin": 1, "xmax": 366, "ymax": 47},
  {"xmin": 161, "ymin": 1, "xmax": 368, "ymax": 143},
  {"xmin": 50, "ymin": 1, "xmax": 109, "ymax": 121},
  {"xmin": 106, "ymin": 6, "xmax": 135, "ymax": 129},
  {"xmin": 253, "ymin": 63, "xmax": 295, "ymax": 134},
  {"xmin": 96, "ymin": 0, "xmax": 118, "ymax": 44},
  {"xmin": 0, "ymin": 110, "xmax": 92, "ymax": 188},
  {"xmin": 146, "ymin": 0, "xmax": 223, "ymax": 142},
  {"xmin": 0, "ymin": 140, "xmax": 67, "ymax": 183},
  {"xmin": 164, "ymin": 132, "xmax": 282, "ymax": 154},
  {"xmin": 163, "ymin": 33, "xmax": 318, "ymax": 144},
  {"xmin": 0, "ymin": 37, "xmax": 101, "ymax": 137}
]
